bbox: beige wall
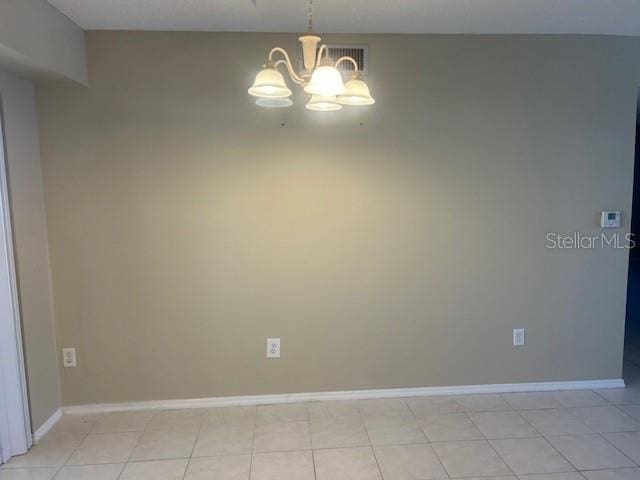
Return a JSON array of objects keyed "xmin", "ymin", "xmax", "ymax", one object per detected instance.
[
  {"xmin": 36, "ymin": 32, "xmax": 640, "ymax": 406},
  {"xmin": 0, "ymin": 69, "xmax": 60, "ymax": 429}
]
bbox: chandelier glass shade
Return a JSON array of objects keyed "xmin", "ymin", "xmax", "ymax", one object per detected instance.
[
  {"xmin": 248, "ymin": 35, "xmax": 374, "ymax": 111},
  {"xmin": 248, "ymin": 66, "xmax": 292, "ymax": 98},
  {"xmin": 337, "ymin": 73, "xmax": 376, "ymax": 106},
  {"xmin": 304, "ymin": 64, "xmax": 346, "ymax": 97},
  {"xmin": 305, "ymin": 95, "xmax": 342, "ymax": 111},
  {"xmin": 255, "ymin": 97, "xmax": 294, "ymax": 108}
]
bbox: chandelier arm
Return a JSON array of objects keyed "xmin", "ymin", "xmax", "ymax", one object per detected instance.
[
  {"xmin": 272, "ymin": 59, "xmax": 304, "ymax": 85},
  {"xmin": 334, "ymin": 56, "xmax": 359, "ymax": 71},
  {"xmin": 316, "ymin": 44, "xmax": 328, "ymax": 68},
  {"xmin": 269, "ymin": 47, "xmax": 305, "ymax": 84}
]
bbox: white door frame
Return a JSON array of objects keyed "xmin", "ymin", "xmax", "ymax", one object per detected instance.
[{"xmin": 0, "ymin": 99, "xmax": 32, "ymax": 463}]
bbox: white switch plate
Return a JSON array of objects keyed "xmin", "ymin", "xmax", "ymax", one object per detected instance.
[
  {"xmin": 513, "ymin": 329, "xmax": 525, "ymax": 347},
  {"xmin": 266, "ymin": 338, "xmax": 280, "ymax": 358},
  {"xmin": 62, "ymin": 347, "xmax": 77, "ymax": 367}
]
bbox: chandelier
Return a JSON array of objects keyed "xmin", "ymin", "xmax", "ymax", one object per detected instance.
[{"xmin": 248, "ymin": 0, "xmax": 375, "ymax": 111}]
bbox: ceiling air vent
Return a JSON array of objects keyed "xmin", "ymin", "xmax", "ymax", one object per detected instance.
[{"xmin": 301, "ymin": 45, "xmax": 369, "ymax": 75}]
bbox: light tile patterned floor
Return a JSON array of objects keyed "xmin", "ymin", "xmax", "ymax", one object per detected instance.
[{"xmin": 3, "ymin": 368, "xmax": 640, "ymax": 479}]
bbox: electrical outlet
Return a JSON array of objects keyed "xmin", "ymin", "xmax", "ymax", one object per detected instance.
[
  {"xmin": 513, "ymin": 329, "xmax": 525, "ymax": 347},
  {"xmin": 266, "ymin": 338, "xmax": 280, "ymax": 358},
  {"xmin": 62, "ymin": 347, "xmax": 77, "ymax": 367}
]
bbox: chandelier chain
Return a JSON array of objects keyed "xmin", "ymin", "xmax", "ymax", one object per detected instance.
[{"xmin": 308, "ymin": 0, "xmax": 313, "ymax": 32}]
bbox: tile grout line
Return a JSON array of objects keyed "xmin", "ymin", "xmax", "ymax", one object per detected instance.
[
  {"xmin": 539, "ymin": 434, "xmax": 593, "ymax": 473},
  {"xmin": 402, "ymin": 397, "xmax": 428, "ymax": 445},
  {"xmin": 596, "ymin": 430, "xmax": 640, "ymax": 468},
  {"xmin": 592, "ymin": 388, "xmax": 617, "ymax": 405},
  {"xmin": 561, "ymin": 392, "xmax": 640, "ymax": 468},
  {"xmin": 403, "ymin": 397, "xmax": 450, "ymax": 478},
  {"xmin": 465, "ymin": 400, "xmax": 527, "ymax": 479},
  {"xmin": 307, "ymin": 405, "xmax": 318, "ymax": 480},
  {"xmin": 247, "ymin": 405, "xmax": 259, "ymax": 480},
  {"xmin": 611, "ymin": 403, "xmax": 640, "ymax": 428},
  {"xmin": 357, "ymin": 399, "xmax": 386, "ymax": 480},
  {"xmin": 514, "ymin": 472, "xmax": 588, "ymax": 480},
  {"xmin": 115, "ymin": 414, "xmax": 148, "ymax": 480},
  {"xmin": 578, "ymin": 466, "xmax": 639, "ymax": 474},
  {"xmin": 180, "ymin": 411, "xmax": 207, "ymax": 480},
  {"xmin": 111, "ymin": 410, "xmax": 159, "ymax": 480},
  {"xmin": 477, "ymin": 405, "xmax": 588, "ymax": 475},
  {"xmin": 53, "ymin": 415, "xmax": 101, "ymax": 479},
  {"xmin": 465, "ymin": 406, "xmax": 539, "ymax": 441},
  {"xmin": 439, "ymin": 399, "xmax": 576, "ymax": 478},
  {"xmin": 484, "ymin": 438, "xmax": 521, "ymax": 479}
]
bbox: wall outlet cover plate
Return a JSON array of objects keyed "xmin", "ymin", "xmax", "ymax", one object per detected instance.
[
  {"xmin": 62, "ymin": 347, "xmax": 77, "ymax": 367},
  {"xmin": 267, "ymin": 338, "xmax": 280, "ymax": 358},
  {"xmin": 513, "ymin": 329, "xmax": 525, "ymax": 347}
]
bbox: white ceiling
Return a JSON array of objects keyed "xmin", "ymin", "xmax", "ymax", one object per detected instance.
[{"xmin": 48, "ymin": 0, "xmax": 640, "ymax": 35}]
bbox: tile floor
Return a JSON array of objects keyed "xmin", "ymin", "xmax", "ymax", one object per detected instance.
[{"xmin": 3, "ymin": 371, "xmax": 640, "ymax": 479}]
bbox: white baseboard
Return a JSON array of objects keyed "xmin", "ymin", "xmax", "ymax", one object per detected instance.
[
  {"xmin": 33, "ymin": 408, "xmax": 62, "ymax": 443},
  {"xmin": 62, "ymin": 378, "xmax": 625, "ymax": 415}
]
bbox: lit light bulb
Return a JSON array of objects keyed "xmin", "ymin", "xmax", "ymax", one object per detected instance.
[{"xmin": 304, "ymin": 65, "xmax": 346, "ymax": 97}]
